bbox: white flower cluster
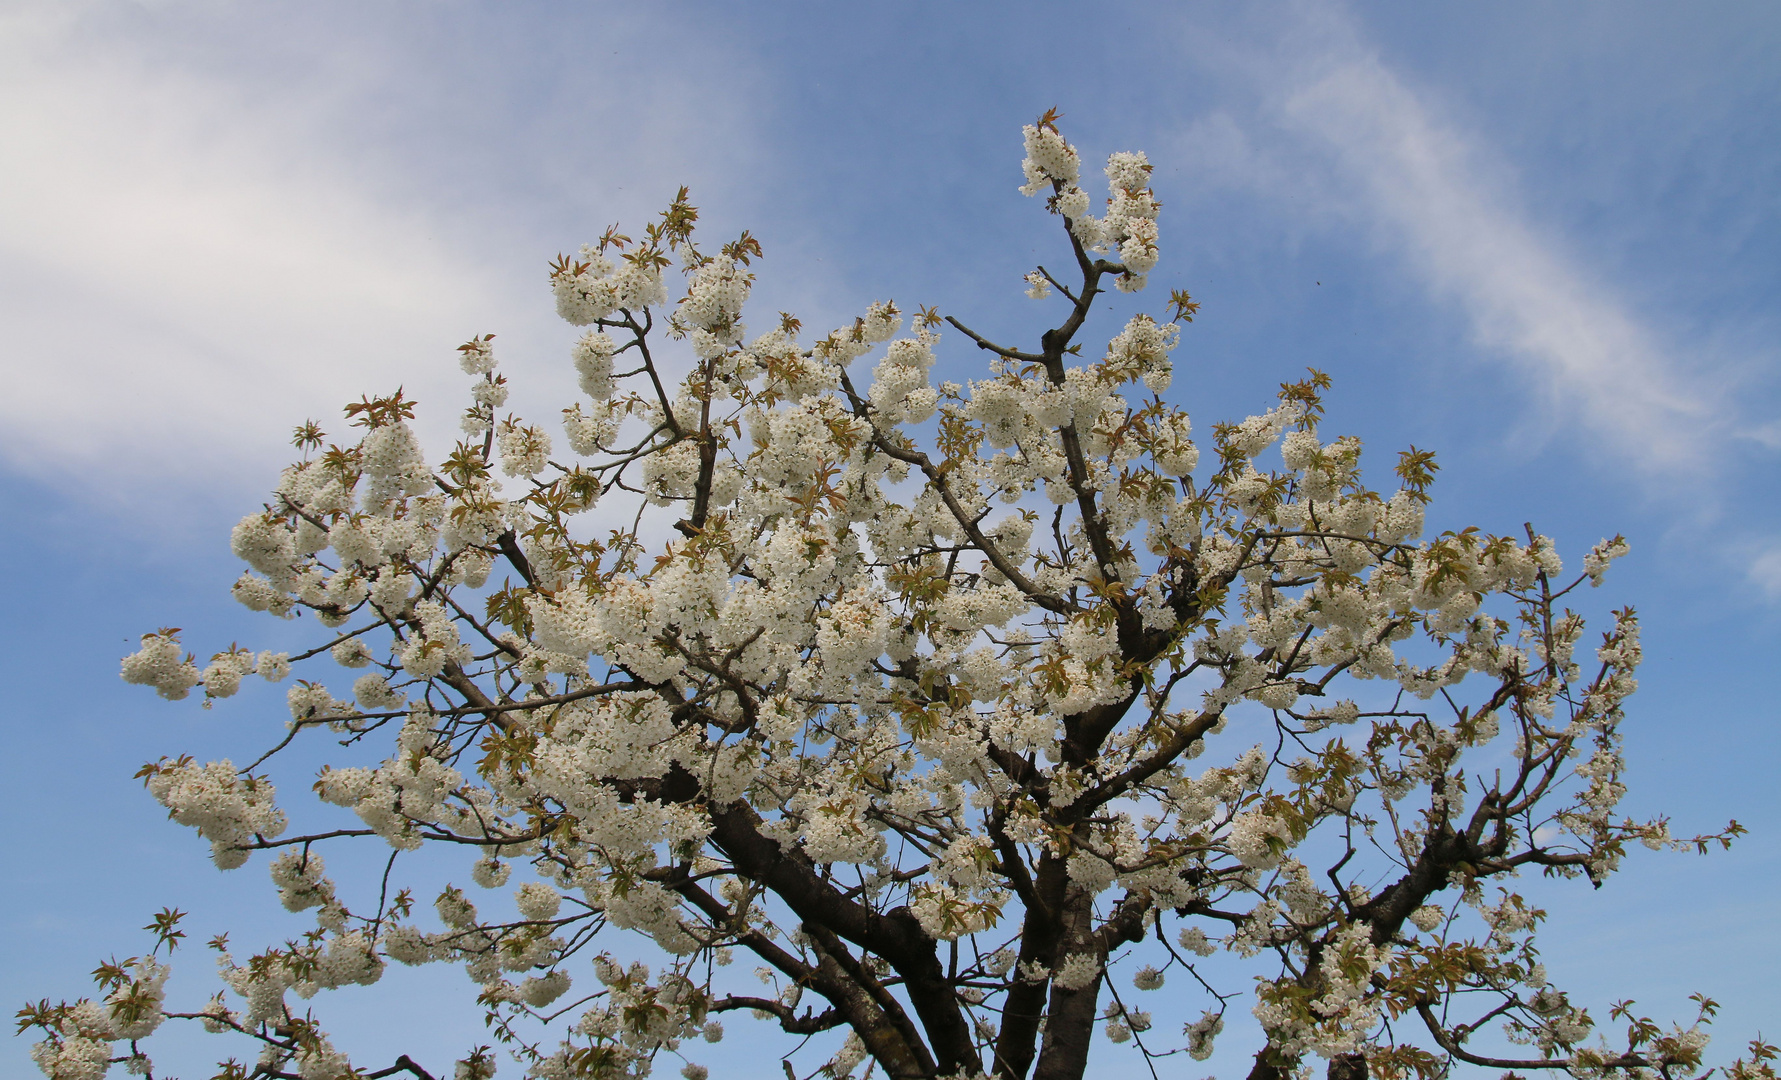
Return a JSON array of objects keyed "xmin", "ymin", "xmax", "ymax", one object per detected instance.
[
  {"xmin": 268, "ymin": 848, "xmax": 334, "ymax": 910},
  {"xmin": 1105, "ymin": 313, "xmax": 1178, "ymax": 393},
  {"xmin": 313, "ymin": 721, "xmax": 466, "ymax": 850},
  {"xmin": 1252, "ymin": 922, "xmax": 1385, "ymax": 1061},
  {"xmin": 572, "ymin": 331, "xmax": 618, "ymax": 401},
  {"xmin": 120, "ymin": 631, "xmax": 201, "ymax": 700},
  {"xmin": 360, "ymin": 421, "xmax": 433, "ymax": 506},
  {"xmin": 1018, "ymin": 122, "xmax": 1159, "ymax": 289},
  {"xmin": 868, "ymin": 332, "xmax": 940, "ymax": 425},
  {"xmin": 1226, "ymin": 806, "xmax": 1296, "ymax": 870},
  {"xmin": 143, "ymin": 757, "xmax": 285, "ymax": 869},
  {"xmin": 497, "ymin": 418, "xmax": 553, "ymax": 478},
  {"xmin": 553, "ymin": 248, "xmax": 667, "ymax": 324},
  {"xmin": 1018, "ymin": 120, "xmax": 1080, "ymax": 195},
  {"xmin": 1583, "ymin": 534, "xmax": 1630, "ymax": 586},
  {"xmin": 1185, "ymin": 1009, "xmax": 1224, "ymax": 1061},
  {"xmin": 675, "ymin": 258, "xmax": 752, "ymax": 357},
  {"xmin": 29, "ymin": 958, "xmax": 171, "ymax": 1080}
]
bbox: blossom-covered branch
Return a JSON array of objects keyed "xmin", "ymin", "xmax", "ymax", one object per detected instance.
[{"xmin": 25, "ymin": 114, "xmax": 1759, "ymax": 1080}]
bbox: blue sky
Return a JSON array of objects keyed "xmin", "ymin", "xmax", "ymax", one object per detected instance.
[{"xmin": 2, "ymin": 3, "xmax": 1777, "ymax": 1077}]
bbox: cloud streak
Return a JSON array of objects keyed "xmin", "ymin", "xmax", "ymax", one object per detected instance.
[
  {"xmin": 1163, "ymin": 5, "xmax": 1734, "ymax": 482},
  {"xmin": 1275, "ymin": 50, "xmax": 1717, "ymax": 474},
  {"xmin": 1160, "ymin": 4, "xmax": 1777, "ymax": 596}
]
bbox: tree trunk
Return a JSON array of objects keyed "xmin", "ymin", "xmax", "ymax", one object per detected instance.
[{"xmin": 1028, "ymin": 891, "xmax": 1103, "ymax": 1080}]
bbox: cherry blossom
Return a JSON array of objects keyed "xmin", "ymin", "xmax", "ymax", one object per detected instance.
[{"xmin": 26, "ymin": 115, "xmax": 1769, "ymax": 1080}]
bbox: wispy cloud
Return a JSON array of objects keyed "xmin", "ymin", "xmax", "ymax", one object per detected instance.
[
  {"xmin": 1161, "ymin": 4, "xmax": 1778, "ymax": 595},
  {"xmin": 0, "ymin": 7, "xmax": 502, "ymax": 497},
  {"xmin": 1163, "ymin": 5, "xmax": 1735, "ymax": 480},
  {"xmin": 1274, "ymin": 49, "xmax": 1718, "ymax": 475},
  {"xmin": 0, "ymin": 4, "xmax": 770, "ymax": 512},
  {"xmin": 1747, "ymin": 545, "xmax": 1781, "ymax": 600}
]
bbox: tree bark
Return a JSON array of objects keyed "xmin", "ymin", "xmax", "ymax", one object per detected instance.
[{"xmin": 1028, "ymin": 889, "xmax": 1102, "ymax": 1080}]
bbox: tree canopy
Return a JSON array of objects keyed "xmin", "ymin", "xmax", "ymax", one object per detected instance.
[{"xmin": 23, "ymin": 116, "xmax": 1770, "ymax": 1080}]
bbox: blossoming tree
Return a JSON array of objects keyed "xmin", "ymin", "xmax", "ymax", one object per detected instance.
[{"xmin": 23, "ymin": 115, "xmax": 1772, "ymax": 1080}]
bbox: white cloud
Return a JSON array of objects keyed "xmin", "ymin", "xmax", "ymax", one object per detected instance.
[
  {"xmin": 1274, "ymin": 42, "xmax": 1716, "ymax": 475},
  {"xmin": 0, "ymin": 4, "xmax": 773, "ymax": 514},
  {"xmin": 0, "ymin": 7, "xmax": 507, "ymax": 498},
  {"xmin": 1743, "ymin": 421, "xmax": 1781, "ymax": 451},
  {"xmin": 1748, "ymin": 545, "xmax": 1781, "ymax": 600},
  {"xmin": 1166, "ymin": 6, "xmax": 1724, "ymax": 478},
  {"xmin": 1161, "ymin": 5, "xmax": 1780, "ymax": 597}
]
